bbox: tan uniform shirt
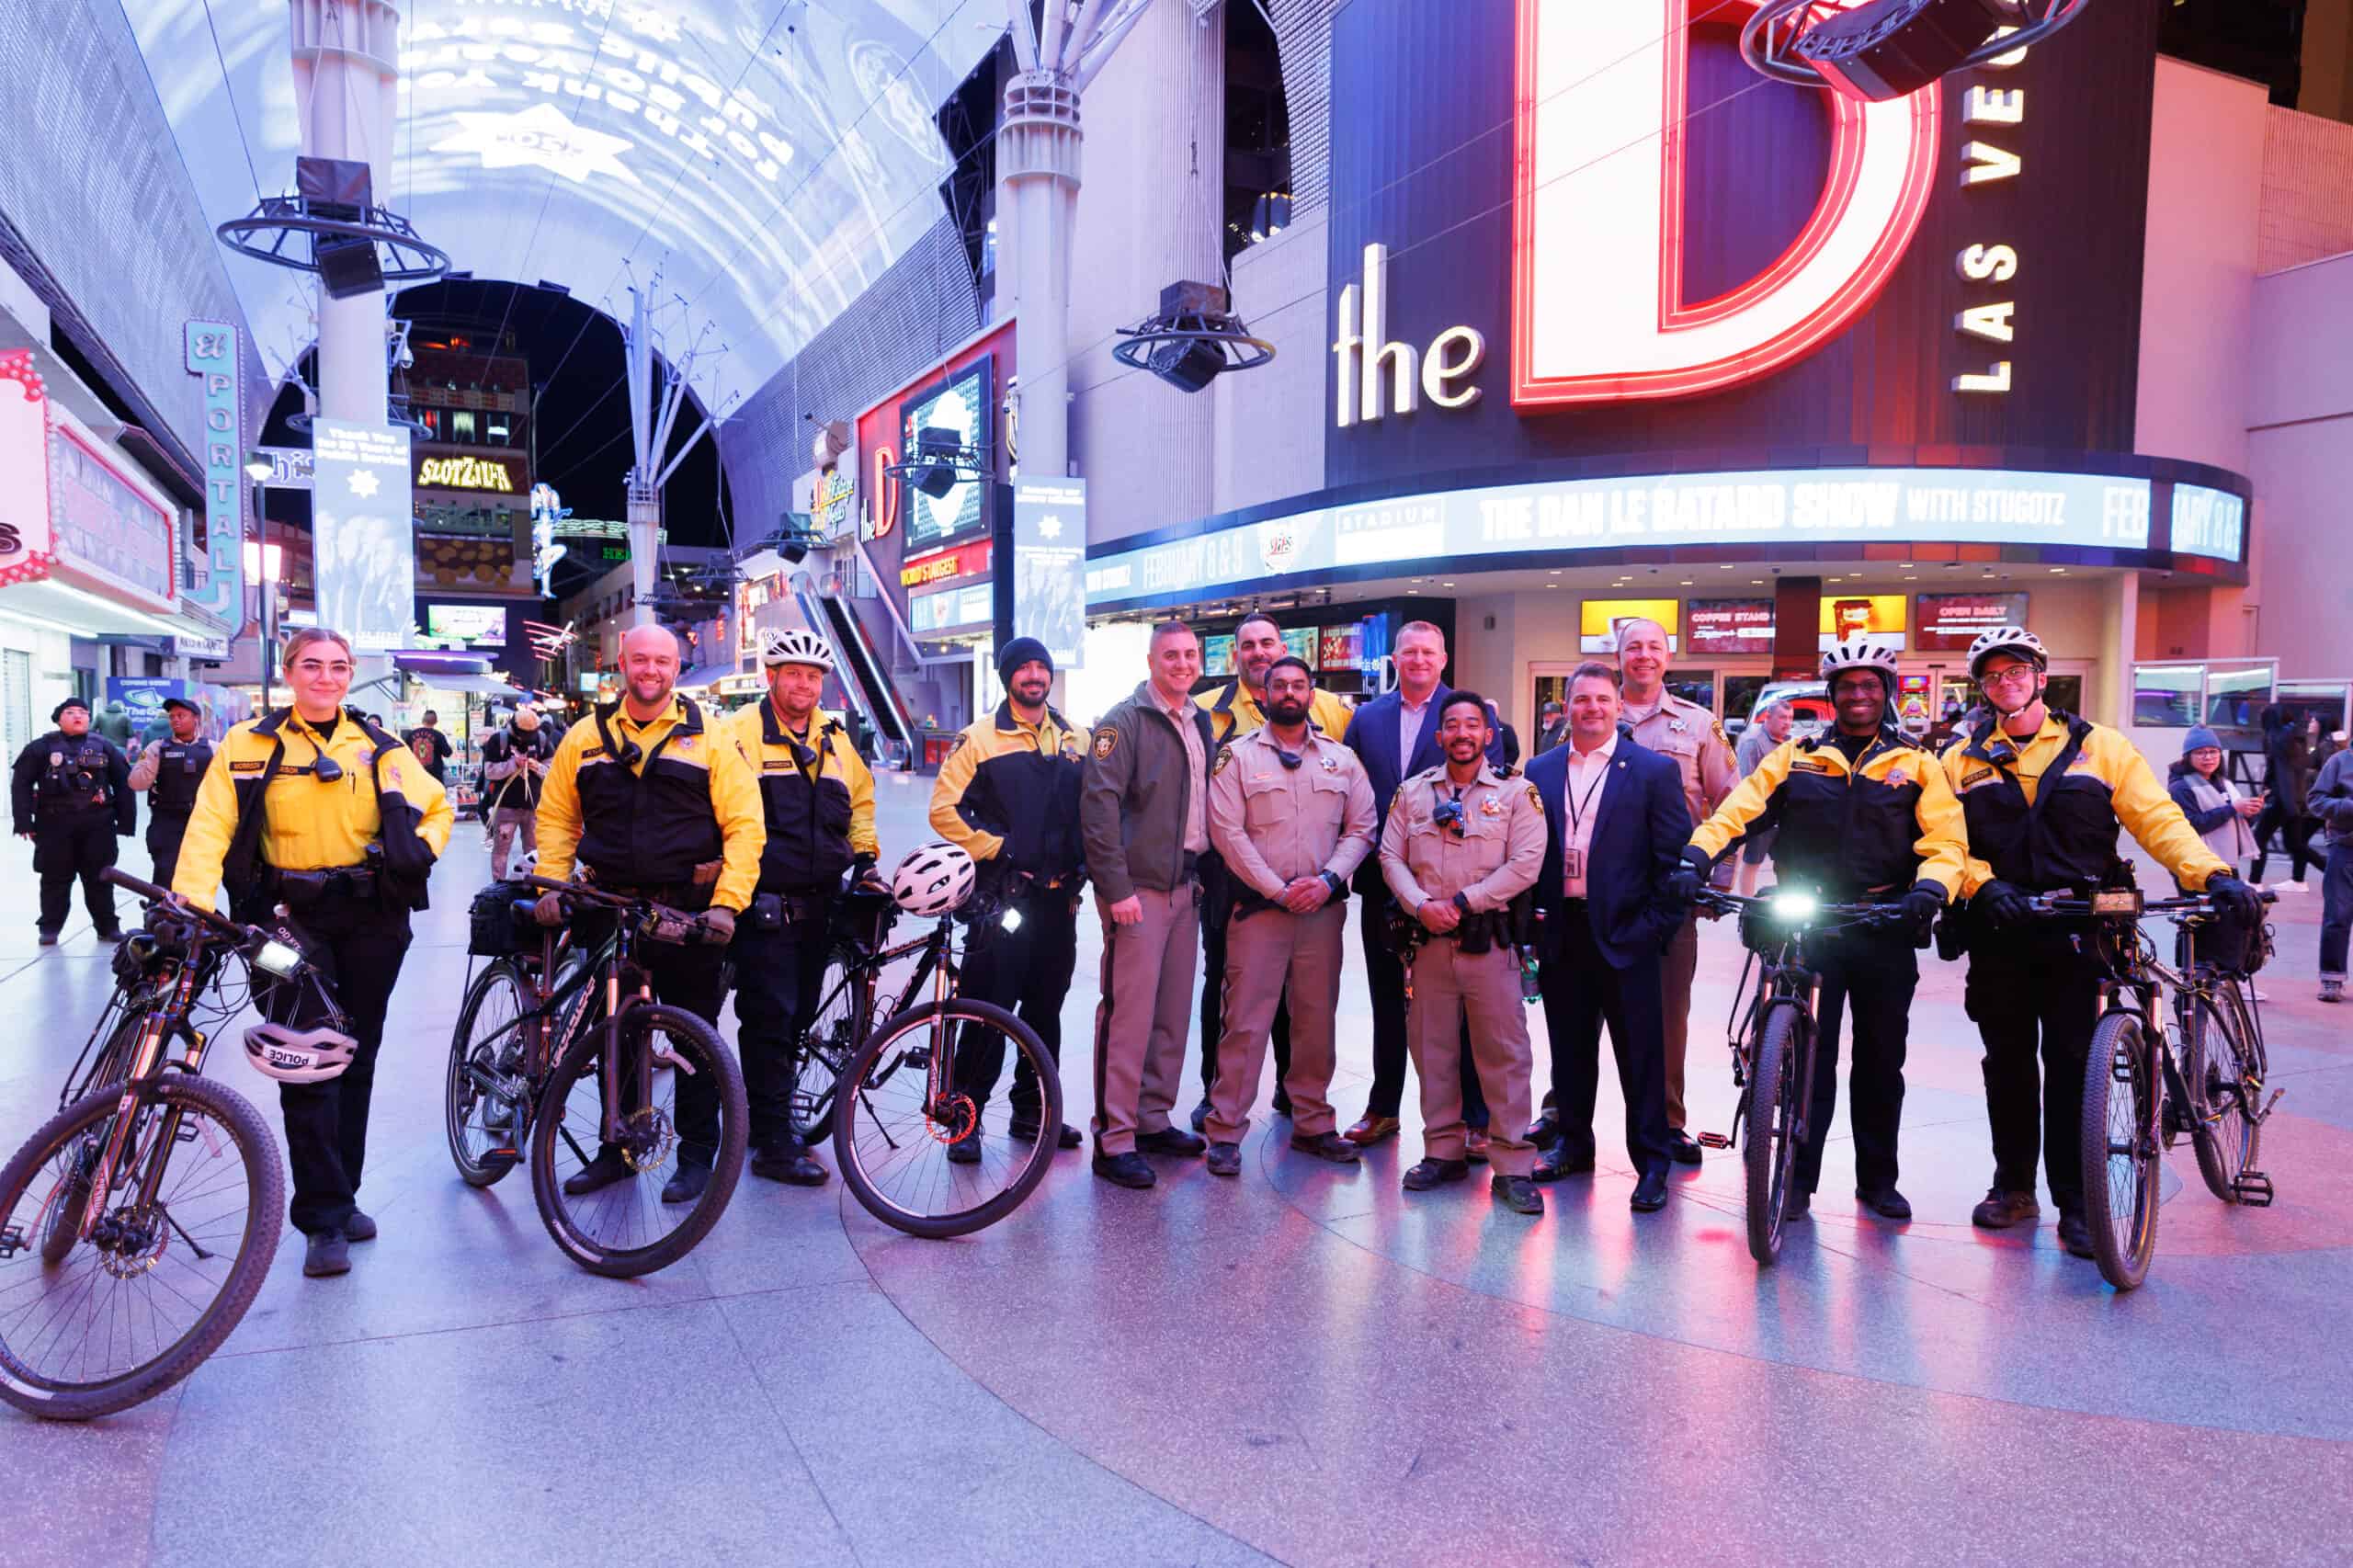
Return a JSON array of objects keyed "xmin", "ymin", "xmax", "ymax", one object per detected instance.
[
  {"xmin": 1623, "ymin": 691, "xmax": 1737, "ymax": 830},
  {"xmin": 1380, "ymin": 763, "xmax": 1548, "ymax": 914},
  {"xmin": 1207, "ymin": 727, "xmax": 1377, "ymax": 899},
  {"xmin": 1159, "ymin": 688, "xmax": 1210, "ymax": 854}
]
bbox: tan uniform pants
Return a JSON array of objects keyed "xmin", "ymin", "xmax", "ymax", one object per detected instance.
[
  {"xmin": 490, "ymin": 806, "xmax": 537, "ymax": 881},
  {"xmin": 1409, "ymin": 938, "xmax": 1536, "ymax": 1176},
  {"xmin": 1664, "ymin": 912, "xmax": 1699, "ymax": 1129},
  {"xmin": 1206, "ymin": 901, "xmax": 1345, "ymax": 1143},
  {"xmin": 1092, "ymin": 884, "xmax": 1199, "ymax": 1155}
]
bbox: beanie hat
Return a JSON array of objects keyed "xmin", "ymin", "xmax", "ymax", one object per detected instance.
[
  {"xmin": 51, "ymin": 697, "xmax": 89, "ymax": 722},
  {"xmin": 997, "ymin": 636, "xmax": 1052, "ymax": 681},
  {"xmin": 2182, "ymin": 725, "xmax": 2222, "ymax": 756}
]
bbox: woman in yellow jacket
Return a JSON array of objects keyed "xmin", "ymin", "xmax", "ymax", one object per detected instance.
[{"xmin": 172, "ymin": 628, "xmax": 453, "ymax": 1278}]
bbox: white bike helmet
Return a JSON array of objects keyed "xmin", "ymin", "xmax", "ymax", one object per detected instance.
[
  {"xmin": 1820, "ymin": 636, "xmax": 1900, "ymax": 697},
  {"xmin": 760, "ymin": 628, "xmax": 835, "ymax": 672},
  {"xmin": 1966, "ymin": 625, "xmax": 2049, "ymax": 680},
  {"xmin": 244, "ymin": 1021, "xmax": 358, "ymax": 1085},
  {"xmin": 891, "ymin": 842, "xmax": 976, "ymax": 916}
]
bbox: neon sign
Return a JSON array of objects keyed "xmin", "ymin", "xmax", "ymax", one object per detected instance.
[
  {"xmin": 1510, "ymin": 0, "xmax": 1939, "ymax": 405},
  {"xmin": 417, "ymin": 455, "xmax": 520, "ymax": 493},
  {"xmin": 183, "ymin": 322, "xmax": 244, "ymax": 620}
]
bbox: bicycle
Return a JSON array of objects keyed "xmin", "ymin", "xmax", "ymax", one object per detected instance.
[
  {"xmin": 2027, "ymin": 885, "xmax": 2282, "ymax": 1291},
  {"xmin": 442, "ymin": 877, "xmax": 749, "ymax": 1278},
  {"xmin": 803, "ymin": 881, "xmax": 1062, "ymax": 1238},
  {"xmin": 0, "ymin": 869, "xmax": 294, "ymax": 1420},
  {"xmin": 1693, "ymin": 888, "xmax": 1913, "ymax": 1266}
]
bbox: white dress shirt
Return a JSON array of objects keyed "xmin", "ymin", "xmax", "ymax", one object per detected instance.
[
  {"xmin": 1560, "ymin": 733, "xmax": 1617, "ymax": 899},
  {"xmin": 1398, "ymin": 691, "xmax": 1433, "ymax": 778}
]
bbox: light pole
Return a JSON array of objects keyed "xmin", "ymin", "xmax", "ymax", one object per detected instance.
[{"xmin": 243, "ymin": 453, "xmax": 278, "ymax": 712}]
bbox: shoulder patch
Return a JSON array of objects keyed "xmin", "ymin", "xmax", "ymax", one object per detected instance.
[
  {"xmin": 1212, "ymin": 744, "xmax": 1233, "ymax": 775},
  {"xmin": 1092, "ymin": 726, "xmax": 1118, "ymax": 760},
  {"xmin": 945, "ymin": 732, "xmax": 966, "ymax": 758},
  {"xmin": 1526, "ymin": 783, "xmax": 1542, "ymax": 809},
  {"xmin": 1711, "ymin": 719, "xmax": 1731, "ymax": 750}
]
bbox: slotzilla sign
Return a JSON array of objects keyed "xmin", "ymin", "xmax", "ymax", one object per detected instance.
[{"xmin": 1085, "ymin": 467, "xmax": 2161, "ymax": 608}]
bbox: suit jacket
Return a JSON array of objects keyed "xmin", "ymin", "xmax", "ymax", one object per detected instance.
[
  {"xmin": 1342, "ymin": 684, "xmax": 1506, "ymax": 894},
  {"xmin": 1527, "ymin": 737, "xmax": 1692, "ymax": 970}
]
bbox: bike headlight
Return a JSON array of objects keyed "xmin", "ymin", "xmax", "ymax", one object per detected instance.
[
  {"xmin": 1768, "ymin": 891, "xmax": 1819, "ymax": 924},
  {"xmin": 999, "ymin": 906, "xmax": 1024, "ymax": 934},
  {"xmin": 254, "ymin": 938, "xmax": 303, "ymax": 978}
]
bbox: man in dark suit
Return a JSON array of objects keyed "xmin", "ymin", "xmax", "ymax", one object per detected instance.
[
  {"xmin": 1524, "ymin": 662, "xmax": 1691, "ymax": 1212},
  {"xmin": 1340, "ymin": 620, "xmax": 1506, "ymax": 1147}
]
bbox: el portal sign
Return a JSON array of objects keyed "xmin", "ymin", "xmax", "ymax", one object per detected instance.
[{"xmin": 1336, "ymin": 0, "xmax": 2030, "ymax": 425}]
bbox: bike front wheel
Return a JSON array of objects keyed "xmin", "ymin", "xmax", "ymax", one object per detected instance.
[
  {"xmin": 0, "ymin": 1074, "xmax": 283, "ymax": 1421},
  {"xmin": 833, "ymin": 998, "xmax": 1060, "ymax": 1240},
  {"xmin": 1744, "ymin": 1001, "xmax": 1807, "ymax": 1267},
  {"xmin": 2082, "ymin": 1011, "xmax": 2159, "ymax": 1290},
  {"xmin": 529, "ymin": 1004, "xmax": 749, "ymax": 1278},
  {"xmin": 790, "ymin": 942, "xmax": 865, "ymax": 1146},
  {"xmin": 2182, "ymin": 991, "xmax": 2262, "ymax": 1203},
  {"xmin": 447, "ymin": 960, "xmax": 533, "ymax": 1187}
]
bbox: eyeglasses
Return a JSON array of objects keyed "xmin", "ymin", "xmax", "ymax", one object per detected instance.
[{"xmin": 1979, "ymin": 666, "xmax": 2039, "ymax": 688}]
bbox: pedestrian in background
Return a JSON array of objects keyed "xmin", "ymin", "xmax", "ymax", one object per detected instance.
[
  {"xmin": 2168, "ymin": 726, "xmax": 2263, "ymax": 881},
  {"xmin": 11, "ymin": 696, "xmax": 134, "ymax": 945},
  {"xmin": 128, "ymin": 696, "xmax": 211, "ymax": 889},
  {"xmin": 1733, "ymin": 699, "xmax": 1793, "ymax": 896},
  {"xmin": 2313, "ymin": 738, "xmax": 2353, "ymax": 1004}
]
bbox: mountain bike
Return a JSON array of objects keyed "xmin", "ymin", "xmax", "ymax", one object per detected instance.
[
  {"xmin": 2028, "ymin": 886, "xmax": 2281, "ymax": 1291},
  {"xmin": 1694, "ymin": 888, "xmax": 1912, "ymax": 1266},
  {"xmin": 810, "ymin": 885, "xmax": 1061, "ymax": 1238},
  {"xmin": 789, "ymin": 885, "xmax": 899, "ymax": 1147},
  {"xmin": 0, "ymin": 869, "xmax": 292, "ymax": 1420},
  {"xmin": 443, "ymin": 878, "xmax": 749, "ymax": 1278}
]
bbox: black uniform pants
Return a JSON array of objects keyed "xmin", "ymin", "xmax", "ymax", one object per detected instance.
[
  {"xmin": 145, "ymin": 809, "xmax": 192, "ymax": 892},
  {"xmin": 1966, "ymin": 931, "xmax": 2107, "ymax": 1213},
  {"xmin": 1538, "ymin": 903, "xmax": 1669, "ymax": 1175},
  {"xmin": 1358, "ymin": 897, "xmax": 1487, "ymax": 1127},
  {"xmin": 1198, "ymin": 903, "xmax": 1292, "ymax": 1102},
  {"xmin": 267, "ymin": 892, "xmax": 412, "ymax": 1235},
  {"xmin": 2254, "ymin": 799, "xmax": 2316, "ymax": 882},
  {"xmin": 605, "ymin": 911, "xmax": 729, "ymax": 1169},
  {"xmin": 1795, "ymin": 929, "xmax": 1916, "ymax": 1197},
  {"xmin": 958, "ymin": 883, "xmax": 1080, "ymax": 1122},
  {"xmin": 731, "ymin": 907, "xmax": 830, "ymax": 1153},
  {"xmin": 34, "ymin": 813, "xmax": 119, "ymax": 934}
]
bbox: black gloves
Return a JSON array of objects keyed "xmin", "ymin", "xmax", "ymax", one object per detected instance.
[
  {"xmin": 2204, "ymin": 871, "xmax": 2263, "ymax": 926},
  {"xmin": 1666, "ymin": 846, "xmax": 1710, "ymax": 906},
  {"xmin": 1973, "ymin": 879, "xmax": 2029, "ymax": 931},
  {"xmin": 1902, "ymin": 882, "xmax": 1946, "ymax": 937},
  {"xmin": 699, "ymin": 905, "xmax": 737, "ymax": 946}
]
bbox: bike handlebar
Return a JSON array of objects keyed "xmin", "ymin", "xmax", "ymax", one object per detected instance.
[
  {"xmin": 518, "ymin": 875, "xmax": 720, "ymax": 944},
  {"xmin": 1693, "ymin": 889, "xmax": 1910, "ymax": 926},
  {"xmin": 2027, "ymin": 889, "xmax": 2277, "ymax": 919},
  {"xmin": 101, "ymin": 867, "xmax": 244, "ymax": 937}
]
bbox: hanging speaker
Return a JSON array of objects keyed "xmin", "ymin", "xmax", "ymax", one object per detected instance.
[{"xmin": 1791, "ymin": 0, "xmax": 2006, "ymax": 101}]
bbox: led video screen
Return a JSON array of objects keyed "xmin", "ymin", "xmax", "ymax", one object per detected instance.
[
  {"xmin": 901, "ymin": 357, "xmax": 993, "ymax": 553},
  {"xmin": 312, "ymin": 419, "xmax": 417, "ymax": 653}
]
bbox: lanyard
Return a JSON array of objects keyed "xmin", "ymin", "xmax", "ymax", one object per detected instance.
[{"xmin": 1564, "ymin": 752, "xmax": 1607, "ymax": 836}]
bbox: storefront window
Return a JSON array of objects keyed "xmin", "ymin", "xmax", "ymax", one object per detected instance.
[
  {"xmin": 2276, "ymin": 680, "xmax": 2349, "ymax": 737},
  {"xmin": 1663, "ymin": 670, "xmax": 1714, "ymax": 710},
  {"xmin": 1722, "ymin": 675, "xmax": 1771, "ymax": 733},
  {"xmin": 452, "ymin": 410, "xmax": 477, "ymax": 444},
  {"xmin": 2133, "ymin": 664, "xmax": 2201, "ymax": 727},
  {"xmin": 2046, "ymin": 675, "xmax": 2085, "ymax": 718},
  {"xmin": 2205, "ymin": 665, "xmax": 2274, "ymax": 729}
]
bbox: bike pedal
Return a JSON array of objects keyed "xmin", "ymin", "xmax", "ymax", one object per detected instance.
[
  {"xmin": 0, "ymin": 1224, "xmax": 23, "ymax": 1259},
  {"xmin": 2232, "ymin": 1171, "xmax": 2275, "ymax": 1207},
  {"xmin": 1694, "ymin": 1131, "xmax": 1733, "ymax": 1150}
]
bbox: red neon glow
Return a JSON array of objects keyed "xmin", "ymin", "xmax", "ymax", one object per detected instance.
[{"xmin": 1512, "ymin": 0, "xmax": 1940, "ymax": 406}]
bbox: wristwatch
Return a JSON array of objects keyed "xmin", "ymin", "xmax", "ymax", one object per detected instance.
[
  {"xmin": 1319, "ymin": 870, "xmax": 1345, "ymax": 899},
  {"xmin": 1451, "ymin": 892, "xmax": 1473, "ymax": 917}
]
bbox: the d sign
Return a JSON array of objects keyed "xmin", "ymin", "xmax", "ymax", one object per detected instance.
[{"xmin": 1512, "ymin": 0, "xmax": 1939, "ymax": 405}]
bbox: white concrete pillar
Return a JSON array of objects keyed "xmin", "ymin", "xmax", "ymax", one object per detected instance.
[
  {"xmin": 289, "ymin": 0, "xmax": 400, "ymax": 429},
  {"xmin": 998, "ymin": 72, "xmax": 1084, "ymax": 483},
  {"xmin": 2097, "ymin": 572, "xmax": 2141, "ymax": 728}
]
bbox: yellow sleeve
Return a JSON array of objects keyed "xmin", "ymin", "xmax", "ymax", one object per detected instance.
[
  {"xmin": 1938, "ymin": 740, "xmax": 1998, "ymax": 899},
  {"xmin": 704, "ymin": 729, "xmax": 767, "ymax": 912},
  {"xmin": 1906, "ymin": 749, "xmax": 1967, "ymax": 901},
  {"xmin": 926, "ymin": 733, "xmax": 1003, "ymax": 861},
  {"xmin": 1689, "ymin": 742, "xmax": 1794, "ymax": 862},
  {"xmin": 534, "ymin": 725, "xmax": 588, "ymax": 886},
  {"xmin": 837, "ymin": 728, "xmax": 877, "ymax": 858},
  {"xmin": 2102, "ymin": 730, "xmax": 2230, "ymax": 890},
  {"xmin": 1313, "ymin": 689, "xmax": 1353, "ymax": 744},
  {"xmin": 167, "ymin": 745, "xmax": 244, "ymax": 912}
]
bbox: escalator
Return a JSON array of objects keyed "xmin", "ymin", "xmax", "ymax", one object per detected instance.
[{"xmin": 797, "ymin": 583, "xmax": 917, "ymax": 768}]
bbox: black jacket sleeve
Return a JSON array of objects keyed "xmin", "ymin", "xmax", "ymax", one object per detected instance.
[
  {"xmin": 10, "ymin": 741, "xmax": 39, "ymax": 832},
  {"xmin": 107, "ymin": 741, "xmax": 135, "ymax": 834}
]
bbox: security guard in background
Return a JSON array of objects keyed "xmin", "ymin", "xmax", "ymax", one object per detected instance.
[
  {"xmin": 172, "ymin": 627, "xmax": 452, "ymax": 1278},
  {"xmin": 1191, "ymin": 611, "xmax": 1354, "ymax": 1132},
  {"xmin": 1595, "ymin": 616, "xmax": 1740, "ymax": 1165},
  {"xmin": 129, "ymin": 697, "xmax": 211, "ymax": 890},
  {"xmin": 12, "ymin": 695, "xmax": 134, "ymax": 944},
  {"xmin": 1201, "ymin": 654, "xmax": 1376, "ymax": 1175},
  {"xmin": 723, "ymin": 628, "xmax": 879, "ymax": 1187},
  {"xmin": 1677, "ymin": 639, "xmax": 1967, "ymax": 1223},
  {"xmin": 1379, "ymin": 690, "xmax": 1548, "ymax": 1216},
  {"xmin": 1938, "ymin": 626, "xmax": 2255, "ymax": 1258},
  {"xmin": 536, "ymin": 622, "xmax": 765, "ymax": 1206},
  {"xmin": 930, "ymin": 635, "xmax": 1088, "ymax": 1154}
]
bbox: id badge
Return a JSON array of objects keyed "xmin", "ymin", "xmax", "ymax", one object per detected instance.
[{"xmin": 1563, "ymin": 848, "xmax": 1583, "ymax": 881}]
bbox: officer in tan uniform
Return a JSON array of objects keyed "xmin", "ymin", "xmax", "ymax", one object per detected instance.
[
  {"xmin": 1571, "ymin": 615, "xmax": 1737, "ymax": 1165},
  {"xmin": 1201, "ymin": 655, "xmax": 1377, "ymax": 1176},
  {"xmin": 1380, "ymin": 690, "xmax": 1549, "ymax": 1215}
]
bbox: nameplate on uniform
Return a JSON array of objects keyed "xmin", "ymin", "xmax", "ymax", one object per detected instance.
[
  {"xmin": 1790, "ymin": 758, "xmax": 1829, "ymax": 775},
  {"xmin": 230, "ymin": 760, "xmax": 265, "ymax": 773},
  {"xmin": 762, "ymin": 758, "xmax": 799, "ymax": 771}
]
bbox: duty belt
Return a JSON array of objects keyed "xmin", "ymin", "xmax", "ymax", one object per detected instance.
[{"xmin": 264, "ymin": 864, "xmax": 377, "ymax": 904}]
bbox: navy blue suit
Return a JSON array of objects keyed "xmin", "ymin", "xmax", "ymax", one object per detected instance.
[
  {"xmin": 1525, "ymin": 735, "xmax": 1691, "ymax": 1176},
  {"xmin": 1342, "ymin": 687, "xmax": 1506, "ymax": 1123}
]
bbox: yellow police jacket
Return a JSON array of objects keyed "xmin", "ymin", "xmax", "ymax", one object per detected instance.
[
  {"xmin": 1198, "ymin": 679, "xmax": 1352, "ymax": 746},
  {"xmin": 1691, "ymin": 727, "xmax": 1967, "ymax": 900},
  {"xmin": 536, "ymin": 698, "xmax": 765, "ymax": 913},
  {"xmin": 1938, "ymin": 711, "xmax": 2226, "ymax": 897},
  {"xmin": 721, "ymin": 701, "xmax": 877, "ymax": 892},
  {"xmin": 928, "ymin": 699, "xmax": 1086, "ymax": 879},
  {"xmin": 172, "ymin": 710, "xmax": 454, "ymax": 911}
]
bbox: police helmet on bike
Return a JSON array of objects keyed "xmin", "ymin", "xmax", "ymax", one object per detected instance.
[
  {"xmin": 891, "ymin": 843, "xmax": 976, "ymax": 916},
  {"xmin": 243, "ymin": 1021, "xmax": 358, "ymax": 1085}
]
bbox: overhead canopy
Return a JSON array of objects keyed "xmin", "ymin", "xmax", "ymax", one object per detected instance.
[{"xmin": 132, "ymin": 2, "xmax": 994, "ymax": 410}]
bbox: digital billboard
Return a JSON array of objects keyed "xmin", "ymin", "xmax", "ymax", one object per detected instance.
[
  {"xmin": 1012, "ymin": 479, "xmax": 1086, "ymax": 672},
  {"xmin": 1686, "ymin": 599, "xmax": 1774, "ymax": 655},
  {"xmin": 1203, "ymin": 635, "xmax": 1235, "ymax": 678},
  {"xmin": 1817, "ymin": 595, "xmax": 1907, "ymax": 653},
  {"xmin": 901, "ymin": 357, "xmax": 992, "ymax": 553},
  {"xmin": 312, "ymin": 419, "xmax": 417, "ymax": 653},
  {"xmin": 426, "ymin": 603, "xmax": 509, "ymax": 648},
  {"xmin": 2171, "ymin": 484, "xmax": 2246, "ymax": 562},
  {"xmin": 1915, "ymin": 592, "xmax": 2029, "ymax": 652},
  {"xmin": 1579, "ymin": 598, "xmax": 1679, "ymax": 654}
]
